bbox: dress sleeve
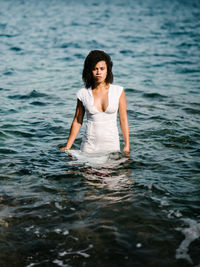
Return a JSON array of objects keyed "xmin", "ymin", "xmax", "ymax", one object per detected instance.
[
  {"xmin": 76, "ymin": 89, "xmax": 83, "ymax": 102},
  {"xmin": 119, "ymin": 86, "xmax": 124, "ymax": 98},
  {"xmin": 116, "ymin": 86, "xmax": 123, "ymax": 101}
]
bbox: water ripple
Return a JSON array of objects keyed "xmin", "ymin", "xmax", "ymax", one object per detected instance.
[
  {"xmin": 0, "ymin": 0, "xmax": 200, "ymax": 266},
  {"xmin": 8, "ymin": 90, "xmax": 47, "ymax": 100}
]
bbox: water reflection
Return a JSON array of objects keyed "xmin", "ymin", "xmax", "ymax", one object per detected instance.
[
  {"xmin": 64, "ymin": 149, "xmax": 135, "ymax": 203},
  {"xmin": 64, "ymin": 149, "xmax": 130, "ymax": 168}
]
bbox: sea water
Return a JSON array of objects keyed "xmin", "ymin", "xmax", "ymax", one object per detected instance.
[{"xmin": 0, "ymin": 0, "xmax": 200, "ymax": 266}]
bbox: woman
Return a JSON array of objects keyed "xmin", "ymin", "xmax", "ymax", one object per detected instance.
[{"xmin": 60, "ymin": 50, "xmax": 130, "ymax": 154}]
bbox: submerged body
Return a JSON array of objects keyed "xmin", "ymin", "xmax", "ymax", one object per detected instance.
[{"xmin": 77, "ymin": 84, "xmax": 123, "ymax": 153}]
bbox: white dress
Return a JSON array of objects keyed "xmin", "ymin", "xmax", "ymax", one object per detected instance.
[{"xmin": 77, "ymin": 84, "xmax": 123, "ymax": 154}]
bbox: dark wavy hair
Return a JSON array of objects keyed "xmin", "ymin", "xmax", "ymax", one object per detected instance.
[{"xmin": 82, "ymin": 50, "xmax": 113, "ymax": 88}]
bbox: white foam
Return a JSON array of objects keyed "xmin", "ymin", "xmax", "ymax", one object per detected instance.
[
  {"xmin": 57, "ymin": 244, "xmax": 93, "ymax": 259},
  {"xmin": 54, "ymin": 228, "xmax": 69, "ymax": 235},
  {"xmin": 136, "ymin": 243, "xmax": 142, "ymax": 248},
  {"xmin": 55, "ymin": 202, "xmax": 63, "ymax": 210},
  {"xmin": 52, "ymin": 259, "xmax": 66, "ymax": 266},
  {"xmin": 77, "ymin": 251, "xmax": 90, "ymax": 258},
  {"xmin": 160, "ymin": 196, "xmax": 169, "ymax": 207},
  {"xmin": 54, "ymin": 228, "xmax": 62, "ymax": 234},
  {"xmin": 63, "ymin": 229, "xmax": 69, "ymax": 235},
  {"xmin": 34, "ymin": 228, "xmax": 40, "ymax": 236},
  {"xmin": 167, "ymin": 209, "xmax": 182, "ymax": 219},
  {"xmin": 65, "ymin": 149, "xmax": 108, "ymax": 166},
  {"xmin": 25, "ymin": 225, "xmax": 34, "ymax": 232},
  {"xmin": 59, "ymin": 251, "xmax": 67, "ymax": 257},
  {"xmin": 65, "ymin": 149, "xmax": 128, "ymax": 168},
  {"xmin": 176, "ymin": 218, "xmax": 200, "ymax": 264},
  {"xmin": 26, "ymin": 264, "xmax": 35, "ymax": 267}
]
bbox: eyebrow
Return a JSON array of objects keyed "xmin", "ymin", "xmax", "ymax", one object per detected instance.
[{"xmin": 94, "ymin": 66, "xmax": 105, "ymax": 69}]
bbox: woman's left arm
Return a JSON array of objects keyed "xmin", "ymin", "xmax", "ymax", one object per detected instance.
[{"xmin": 119, "ymin": 89, "xmax": 130, "ymax": 153}]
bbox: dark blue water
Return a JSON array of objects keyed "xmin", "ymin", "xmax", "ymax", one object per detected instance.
[{"xmin": 0, "ymin": 0, "xmax": 200, "ymax": 266}]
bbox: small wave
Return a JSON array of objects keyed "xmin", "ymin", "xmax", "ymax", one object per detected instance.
[
  {"xmin": 177, "ymin": 42, "xmax": 198, "ymax": 48},
  {"xmin": 0, "ymin": 34, "xmax": 18, "ymax": 38},
  {"xmin": 176, "ymin": 218, "xmax": 200, "ymax": 264},
  {"xmin": 125, "ymin": 88, "xmax": 141, "ymax": 94},
  {"xmin": 30, "ymin": 101, "xmax": 46, "ymax": 106},
  {"xmin": 56, "ymin": 56, "xmax": 73, "ymax": 62},
  {"xmin": 0, "ymin": 87, "xmax": 10, "ymax": 91},
  {"xmin": 0, "ymin": 23, "xmax": 7, "ymax": 29},
  {"xmin": 163, "ymin": 134, "xmax": 198, "ymax": 149},
  {"xmin": 8, "ymin": 90, "xmax": 47, "ymax": 100},
  {"xmin": 176, "ymin": 67, "xmax": 200, "ymax": 74},
  {"xmin": 0, "ymin": 130, "xmax": 9, "ymax": 139},
  {"xmin": 1, "ymin": 123, "xmax": 18, "ymax": 129},
  {"xmin": 120, "ymin": 50, "xmax": 134, "ymax": 55},
  {"xmin": 9, "ymin": 46, "xmax": 22, "ymax": 52},
  {"xmin": 5, "ymin": 130, "xmax": 34, "ymax": 138},
  {"xmin": 142, "ymin": 92, "xmax": 167, "ymax": 100},
  {"xmin": 3, "ymin": 68, "xmax": 15, "ymax": 76},
  {"xmin": 74, "ymin": 53, "xmax": 85, "ymax": 59},
  {"xmin": 44, "ymin": 172, "xmax": 80, "ymax": 181},
  {"xmin": 183, "ymin": 107, "xmax": 200, "ymax": 115},
  {"xmin": 71, "ymin": 22, "xmax": 81, "ymax": 27},
  {"xmin": 0, "ymin": 148, "xmax": 18, "ymax": 154},
  {"xmin": 59, "ymin": 42, "xmax": 81, "ymax": 49}
]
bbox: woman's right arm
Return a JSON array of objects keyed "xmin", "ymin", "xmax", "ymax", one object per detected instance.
[{"xmin": 60, "ymin": 99, "xmax": 85, "ymax": 150}]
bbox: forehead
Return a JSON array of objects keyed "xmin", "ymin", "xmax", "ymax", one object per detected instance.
[{"xmin": 94, "ymin": 60, "xmax": 107, "ymax": 67}]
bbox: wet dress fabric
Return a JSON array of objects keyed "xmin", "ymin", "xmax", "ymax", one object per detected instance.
[{"xmin": 77, "ymin": 84, "xmax": 123, "ymax": 154}]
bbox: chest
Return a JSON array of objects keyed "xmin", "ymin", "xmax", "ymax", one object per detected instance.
[
  {"xmin": 83, "ymin": 88, "xmax": 119, "ymax": 115},
  {"xmin": 92, "ymin": 90, "xmax": 109, "ymax": 112}
]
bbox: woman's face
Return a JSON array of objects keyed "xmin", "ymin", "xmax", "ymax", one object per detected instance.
[{"xmin": 92, "ymin": 60, "xmax": 107, "ymax": 84}]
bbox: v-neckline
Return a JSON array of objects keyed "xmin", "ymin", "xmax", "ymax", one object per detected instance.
[{"xmin": 90, "ymin": 85, "xmax": 110, "ymax": 113}]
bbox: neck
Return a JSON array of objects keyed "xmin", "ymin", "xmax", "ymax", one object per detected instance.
[{"xmin": 93, "ymin": 81, "xmax": 109, "ymax": 90}]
